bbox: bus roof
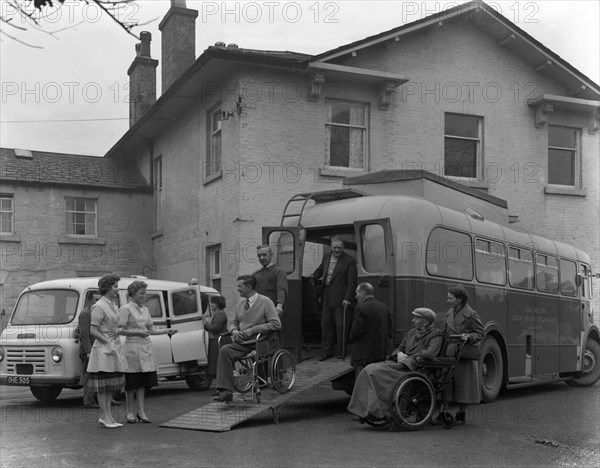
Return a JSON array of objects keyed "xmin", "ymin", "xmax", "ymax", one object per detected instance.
[{"xmin": 292, "ymin": 194, "xmax": 590, "ymax": 263}]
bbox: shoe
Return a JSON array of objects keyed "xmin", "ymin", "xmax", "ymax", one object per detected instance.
[
  {"xmin": 214, "ymin": 390, "xmax": 233, "ymax": 402},
  {"xmin": 319, "ymin": 354, "xmax": 333, "ymax": 361},
  {"xmin": 98, "ymin": 418, "xmax": 120, "ymax": 429},
  {"xmin": 84, "ymin": 403, "xmax": 99, "ymax": 409},
  {"xmin": 136, "ymin": 414, "xmax": 152, "ymax": 424},
  {"xmin": 126, "ymin": 413, "xmax": 137, "ymax": 424},
  {"xmin": 336, "ymin": 355, "xmax": 343, "ymax": 359},
  {"xmin": 111, "ymin": 399, "xmax": 123, "ymax": 406},
  {"xmin": 455, "ymin": 412, "xmax": 466, "ymax": 426}
]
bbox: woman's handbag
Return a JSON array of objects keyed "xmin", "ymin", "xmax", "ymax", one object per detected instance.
[{"xmin": 459, "ymin": 342, "xmax": 481, "ymax": 360}]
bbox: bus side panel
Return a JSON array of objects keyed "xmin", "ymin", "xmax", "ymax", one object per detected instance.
[
  {"xmin": 534, "ymin": 295, "xmax": 560, "ymax": 375},
  {"xmin": 559, "ymin": 297, "xmax": 580, "ymax": 373},
  {"xmin": 507, "ymin": 291, "xmax": 535, "ymax": 379},
  {"xmin": 473, "ymin": 284, "xmax": 507, "ymax": 336}
]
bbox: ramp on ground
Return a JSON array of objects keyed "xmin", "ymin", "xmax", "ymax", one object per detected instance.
[{"xmin": 160, "ymin": 357, "xmax": 352, "ymax": 432}]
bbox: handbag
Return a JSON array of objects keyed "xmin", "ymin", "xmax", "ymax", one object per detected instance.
[{"xmin": 459, "ymin": 342, "xmax": 481, "ymax": 360}]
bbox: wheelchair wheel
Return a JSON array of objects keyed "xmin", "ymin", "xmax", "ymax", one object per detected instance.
[
  {"xmin": 391, "ymin": 372, "xmax": 436, "ymax": 431},
  {"xmin": 270, "ymin": 349, "xmax": 296, "ymax": 393},
  {"xmin": 233, "ymin": 360, "xmax": 253, "ymax": 394}
]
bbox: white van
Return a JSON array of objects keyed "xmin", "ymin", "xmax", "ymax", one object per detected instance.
[{"xmin": 0, "ymin": 276, "xmax": 220, "ymax": 402}]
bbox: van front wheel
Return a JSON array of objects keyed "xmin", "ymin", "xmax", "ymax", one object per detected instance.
[
  {"xmin": 186, "ymin": 370, "xmax": 213, "ymax": 391},
  {"xmin": 30, "ymin": 385, "xmax": 62, "ymax": 403}
]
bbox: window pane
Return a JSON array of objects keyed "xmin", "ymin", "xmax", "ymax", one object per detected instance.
[
  {"xmin": 330, "ymin": 126, "xmax": 350, "ymax": 167},
  {"xmin": 549, "ymin": 126, "xmax": 576, "ymax": 148},
  {"xmin": 536, "ymin": 254, "xmax": 559, "ymax": 293},
  {"xmin": 213, "ymin": 249, "xmax": 220, "ymax": 275},
  {"xmin": 445, "ymin": 139, "xmax": 477, "ymax": 177},
  {"xmin": 331, "ymin": 102, "xmax": 350, "ymax": 124},
  {"xmin": 508, "ymin": 247, "xmax": 534, "ymax": 289},
  {"xmin": 445, "ymin": 114, "xmax": 478, "ymax": 138},
  {"xmin": 548, "ymin": 149, "xmax": 574, "ymax": 185},
  {"xmin": 146, "ymin": 293, "xmax": 163, "ymax": 318},
  {"xmin": 361, "ymin": 224, "xmax": 386, "ymax": 273},
  {"xmin": 172, "ymin": 290, "xmax": 198, "ymax": 316},
  {"xmin": 475, "ymin": 239, "xmax": 506, "ymax": 285},
  {"xmin": 426, "ymin": 228, "xmax": 473, "ymax": 280},
  {"xmin": 560, "ymin": 259, "xmax": 577, "ymax": 296}
]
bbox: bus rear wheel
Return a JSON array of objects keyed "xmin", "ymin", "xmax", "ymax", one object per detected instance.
[
  {"xmin": 480, "ymin": 336, "xmax": 503, "ymax": 402},
  {"xmin": 185, "ymin": 370, "xmax": 213, "ymax": 391},
  {"xmin": 567, "ymin": 339, "xmax": 600, "ymax": 387},
  {"xmin": 30, "ymin": 385, "xmax": 62, "ymax": 403}
]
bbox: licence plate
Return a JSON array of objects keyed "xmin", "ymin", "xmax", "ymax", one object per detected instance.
[{"xmin": 7, "ymin": 376, "xmax": 30, "ymax": 385}]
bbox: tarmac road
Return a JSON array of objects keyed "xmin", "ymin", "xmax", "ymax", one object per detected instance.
[{"xmin": 0, "ymin": 380, "xmax": 598, "ymax": 468}]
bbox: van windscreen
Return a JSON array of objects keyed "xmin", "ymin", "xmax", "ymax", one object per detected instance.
[{"xmin": 11, "ymin": 290, "xmax": 79, "ymax": 325}]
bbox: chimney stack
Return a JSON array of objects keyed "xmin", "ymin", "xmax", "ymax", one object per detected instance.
[
  {"xmin": 128, "ymin": 31, "xmax": 158, "ymax": 128},
  {"xmin": 159, "ymin": 0, "xmax": 198, "ymax": 93}
]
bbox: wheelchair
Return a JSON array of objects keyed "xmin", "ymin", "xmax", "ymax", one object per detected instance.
[
  {"xmin": 361, "ymin": 334, "xmax": 469, "ymax": 431},
  {"xmin": 218, "ymin": 332, "xmax": 296, "ymax": 403}
]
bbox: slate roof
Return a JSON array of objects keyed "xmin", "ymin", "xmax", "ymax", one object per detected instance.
[{"xmin": 0, "ymin": 148, "xmax": 151, "ymax": 192}]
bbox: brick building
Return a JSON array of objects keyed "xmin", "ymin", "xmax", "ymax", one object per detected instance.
[{"xmin": 1, "ymin": 0, "xmax": 598, "ymax": 315}]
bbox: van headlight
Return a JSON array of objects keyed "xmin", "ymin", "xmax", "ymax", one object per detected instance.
[
  {"xmin": 0, "ymin": 347, "xmax": 4, "ymax": 363},
  {"xmin": 51, "ymin": 347, "xmax": 63, "ymax": 363}
]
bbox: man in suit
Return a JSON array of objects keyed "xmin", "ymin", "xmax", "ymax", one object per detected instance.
[
  {"xmin": 313, "ymin": 236, "xmax": 358, "ymax": 361},
  {"xmin": 348, "ymin": 283, "xmax": 393, "ymax": 376},
  {"xmin": 214, "ymin": 275, "xmax": 281, "ymax": 402},
  {"xmin": 253, "ymin": 245, "xmax": 288, "ymax": 318}
]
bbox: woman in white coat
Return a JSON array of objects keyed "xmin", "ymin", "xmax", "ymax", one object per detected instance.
[{"xmin": 119, "ymin": 280, "xmax": 176, "ymax": 423}]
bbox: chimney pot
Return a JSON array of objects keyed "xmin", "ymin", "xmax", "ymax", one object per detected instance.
[
  {"xmin": 215, "ymin": 42, "xmax": 226, "ymax": 47},
  {"xmin": 139, "ymin": 31, "xmax": 152, "ymax": 57},
  {"xmin": 227, "ymin": 43, "xmax": 239, "ymax": 48}
]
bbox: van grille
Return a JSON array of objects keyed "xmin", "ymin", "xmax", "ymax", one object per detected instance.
[{"xmin": 6, "ymin": 349, "xmax": 46, "ymax": 374}]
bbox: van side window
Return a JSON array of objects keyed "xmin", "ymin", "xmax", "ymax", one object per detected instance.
[
  {"xmin": 536, "ymin": 254, "xmax": 559, "ymax": 293},
  {"xmin": 508, "ymin": 247, "xmax": 534, "ymax": 289},
  {"xmin": 172, "ymin": 289, "xmax": 198, "ymax": 316},
  {"xmin": 426, "ymin": 227, "xmax": 473, "ymax": 280},
  {"xmin": 475, "ymin": 238, "xmax": 506, "ymax": 285},
  {"xmin": 360, "ymin": 224, "xmax": 386, "ymax": 273},
  {"xmin": 580, "ymin": 264, "xmax": 590, "ymax": 298},
  {"xmin": 559, "ymin": 259, "xmax": 577, "ymax": 297},
  {"xmin": 145, "ymin": 293, "xmax": 163, "ymax": 318}
]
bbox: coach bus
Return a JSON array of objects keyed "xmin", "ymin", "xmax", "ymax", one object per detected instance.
[{"xmin": 264, "ymin": 188, "xmax": 599, "ymax": 401}]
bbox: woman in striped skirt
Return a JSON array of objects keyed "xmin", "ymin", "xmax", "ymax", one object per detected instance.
[{"xmin": 87, "ymin": 274, "xmax": 126, "ymax": 428}]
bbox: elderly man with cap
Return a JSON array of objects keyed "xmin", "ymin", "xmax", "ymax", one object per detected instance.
[{"xmin": 347, "ymin": 308, "xmax": 443, "ymax": 423}]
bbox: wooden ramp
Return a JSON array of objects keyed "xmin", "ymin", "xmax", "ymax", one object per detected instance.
[{"xmin": 160, "ymin": 357, "xmax": 352, "ymax": 432}]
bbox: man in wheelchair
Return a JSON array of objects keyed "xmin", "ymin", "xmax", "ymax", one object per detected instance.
[
  {"xmin": 347, "ymin": 308, "xmax": 442, "ymax": 423},
  {"xmin": 214, "ymin": 275, "xmax": 281, "ymax": 403}
]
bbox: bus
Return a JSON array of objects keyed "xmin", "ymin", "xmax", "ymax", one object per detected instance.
[{"xmin": 263, "ymin": 188, "xmax": 599, "ymax": 401}]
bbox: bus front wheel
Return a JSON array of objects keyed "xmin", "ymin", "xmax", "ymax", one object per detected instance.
[
  {"xmin": 480, "ymin": 336, "xmax": 503, "ymax": 403},
  {"xmin": 30, "ymin": 385, "xmax": 62, "ymax": 403},
  {"xmin": 567, "ymin": 339, "xmax": 600, "ymax": 387}
]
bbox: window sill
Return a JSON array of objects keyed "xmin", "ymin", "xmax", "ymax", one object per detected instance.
[
  {"xmin": 319, "ymin": 166, "xmax": 366, "ymax": 179},
  {"xmin": 203, "ymin": 170, "xmax": 222, "ymax": 185},
  {"xmin": 58, "ymin": 236, "xmax": 106, "ymax": 245},
  {"xmin": 151, "ymin": 230, "xmax": 163, "ymax": 239},
  {"xmin": 544, "ymin": 186, "xmax": 586, "ymax": 196},
  {"xmin": 0, "ymin": 235, "xmax": 21, "ymax": 243}
]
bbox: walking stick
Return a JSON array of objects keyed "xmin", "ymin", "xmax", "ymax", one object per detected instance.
[{"xmin": 342, "ymin": 302, "xmax": 348, "ymax": 361}]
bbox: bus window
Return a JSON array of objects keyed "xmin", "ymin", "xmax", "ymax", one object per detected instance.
[
  {"xmin": 361, "ymin": 224, "xmax": 386, "ymax": 273},
  {"xmin": 508, "ymin": 247, "xmax": 534, "ymax": 289},
  {"xmin": 172, "ymin": 289, "xmax": 198, "ymax": 316},
  {"xmin": 426, "ymin": 227, "xmax": 473, "ymax": 280},
  {"xmin": 560, "ymin": 259, "xmax": 577, "ymax": 296},
  {"xmin": 475, "ymin": 238, "xmax": 506, "ymax": 285},
  {"xmin": 536, "ymin": 254, "xmax": 559, "ymax": 293},
  {"xmin": 146, "ymin": 292, "xmax": 164, "ymax": 318},
  {"xmin": 268, "ymin": 230, "xmax": 295, "ymax": 274}
]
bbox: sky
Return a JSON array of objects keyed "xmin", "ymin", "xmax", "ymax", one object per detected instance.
[{"xmin": 0, "ymin": 0, "xmax": 598, "ymax": 156}]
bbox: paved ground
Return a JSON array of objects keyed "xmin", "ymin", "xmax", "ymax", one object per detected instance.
[{"xmin": 1, "ymin": 380, "xmax": 598, "ymax": 467}]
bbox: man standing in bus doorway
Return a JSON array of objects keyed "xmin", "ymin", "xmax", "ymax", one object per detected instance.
[
  {"xmin": 253, "ymin": 245, "xmax": 288, "ymax": 322},
  {"xmin": 348, "ymin": 282, "xmax": 393, "ymax": 376},
  {"xmin": 313, "ymin": 236, "xmax": 358, "ymax": 361}
]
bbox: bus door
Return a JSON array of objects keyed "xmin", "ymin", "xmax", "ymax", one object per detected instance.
[
  {"xmin": 262, "ymin": 227, "xmax": 301, "ymax": 361},
  {"xmin": 353, "ymin": 219, "xmax": 395, "ymax": 337}
]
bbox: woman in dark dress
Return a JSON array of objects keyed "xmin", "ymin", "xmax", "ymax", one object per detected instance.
[
  {"xmin": 202, "ymin": 295, "xmax": 229, "ymax": 377},
  {"xmin": 444, "ymin": 284, "xmax": 485, "ymax": 425}
]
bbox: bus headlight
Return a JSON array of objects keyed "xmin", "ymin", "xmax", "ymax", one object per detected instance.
[
  {"xmin": 0, "ymin": 347, "xmax": 4, "ymax": 363},
  {"xmin": 51, "ymin": 347, "xmax": 63, "ymax": 363}
]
